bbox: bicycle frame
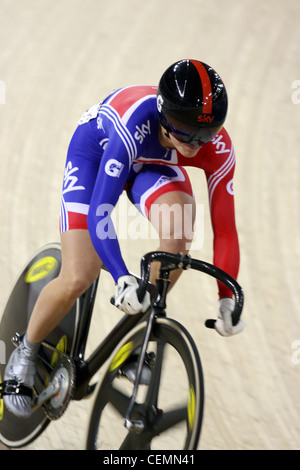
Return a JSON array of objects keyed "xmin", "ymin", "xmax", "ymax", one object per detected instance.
[
  {"xmin": 71, "ymin": 282, "xmax": 149, "ymax": 400},
  {"xmin": 64, "ymin": 251, "xmax": 244, "ymax": 401},
  {"xmin": 0, "ymin": 248, "xmax": 243, "ymax": 449}
]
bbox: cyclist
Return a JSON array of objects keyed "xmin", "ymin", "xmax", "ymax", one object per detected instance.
[{"xmin": 4, "ymin": 59, "xmax": 244, "ymax": 417}]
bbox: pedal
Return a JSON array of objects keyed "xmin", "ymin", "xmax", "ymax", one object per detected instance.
[{"xmin": 0, "ymin": 380, "xmax": 33, "ymax": 399}]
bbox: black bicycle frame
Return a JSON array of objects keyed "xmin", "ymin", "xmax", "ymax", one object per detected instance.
[
  {"xmin": 66, "ymin": 251, "xmax": 244, "ymax": 400},
  {"xmin": 70, "ymin": 285, "xmax": 146, "ymax": 400}
]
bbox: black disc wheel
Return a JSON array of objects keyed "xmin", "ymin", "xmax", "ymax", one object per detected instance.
[{"xmin": 0, "ymin": 243, "xmax": 79, "ymax": 448}]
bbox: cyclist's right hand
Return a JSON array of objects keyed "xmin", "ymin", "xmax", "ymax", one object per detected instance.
[
  {"xmin": 215, "ymin": 297, "xmax": 245, "ymax": 337},
  {"xmin": 113, "ymin": 275, "xmax": 151, "ymax": 315}
]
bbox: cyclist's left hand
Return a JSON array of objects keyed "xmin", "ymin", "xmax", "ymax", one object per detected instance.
[
  {"xmin": 215, "ymin": 297, "xmax": 245, "ymax": 337},
  {"xmin": 114, "ymin": 274, "xmax": 151, "ymax": 315}
]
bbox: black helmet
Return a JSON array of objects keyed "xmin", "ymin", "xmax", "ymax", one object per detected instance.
[{"xmin": 157, "ymin": 59, "xmax": 228, "ymax": 144}]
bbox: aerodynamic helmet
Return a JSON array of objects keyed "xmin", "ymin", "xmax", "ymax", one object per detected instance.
[{"xmin": 157, "ymin": 59, "xmax": 228, "ymax": 145}]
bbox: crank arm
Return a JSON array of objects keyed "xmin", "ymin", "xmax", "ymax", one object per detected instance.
[{"xmin": 31, "ymin": 377, "xmax": 60, "ymax": 412}]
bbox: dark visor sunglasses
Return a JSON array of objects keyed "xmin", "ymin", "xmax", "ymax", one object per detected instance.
[{"xmin": 162, "ymin": 112, "xmax": 221, "ymax": 146}]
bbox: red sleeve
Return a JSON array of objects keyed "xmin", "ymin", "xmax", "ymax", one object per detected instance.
[{"xmin": 205, "ymin": 132, "xmax": 240, "ymax": 298}]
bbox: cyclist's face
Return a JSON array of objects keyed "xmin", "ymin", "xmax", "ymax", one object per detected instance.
[
  {"xmin": 159, "ymin": 113, "xmax": 223, "ymax": 158},
  {"xmin": 159, "ymin": 125, "xmax": 202, "ymax": 158},
  {"xmin": 168, "ymin": 133, "xmax": 202, "ymax": 158}
]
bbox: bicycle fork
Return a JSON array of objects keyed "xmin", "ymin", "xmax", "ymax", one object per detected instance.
[
  {"xmin": 124, "ymin": 307, "xmax": 157, "ymax": 433},
  {"xmin": 124, "ymin": 271, "xmax": 171, "ymax": 434}
]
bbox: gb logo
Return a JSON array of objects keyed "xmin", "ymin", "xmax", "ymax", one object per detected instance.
[{"xmin": 105, "ymin": 159, "xmax": 124, "ymax": 177}]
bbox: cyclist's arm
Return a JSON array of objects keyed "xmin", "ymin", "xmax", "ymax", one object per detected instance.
[
  {"xmin": 206, "ymin": 143, "xmax": 240, "ymax": 299},
  {"xmin": 87, "ymin": 139, "xmax": 132, "ymax": 282}
]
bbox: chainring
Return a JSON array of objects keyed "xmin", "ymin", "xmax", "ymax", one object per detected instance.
[{"xmin": 42, "ymin": 355, "xmax": 75, "ymax": 421}]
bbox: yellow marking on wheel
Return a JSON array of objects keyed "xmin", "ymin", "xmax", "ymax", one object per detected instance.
[
  {"xmin": 188, "ymin": 385, "xmax": 196, "ymax": 430},
  {"xmin": 50, "ymin": 335, "xmax": 67, "ymax": 366},
  {"xmin": 0, "ymin": 371, "xmax": 3, "ymax": 420},
  {"xmin": 25, "ymin": 257, "xmax": 58, "ymax": 283},
  {"xmin": 109, "ymin": 341, "xmax": 133, "ymax": 371},
  {"xmin": 44, "ymin": 335, "xmax": 67, "ymax": 387}
]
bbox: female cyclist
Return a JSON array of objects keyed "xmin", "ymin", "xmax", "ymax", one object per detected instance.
[{"xmin": 3, "ymin": 59, "xmax": 244, "ymax": 417}]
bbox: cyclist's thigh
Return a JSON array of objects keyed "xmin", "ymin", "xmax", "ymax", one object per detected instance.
[
  {"xmin": 60, "ymin": 123, "xmax": 101, "ymax": 234},
  {"xmin": 127, "ymin": 164, "xmax": 195, "ymax": 237},
  {"xmin": 59, "ymin": 125, "xmax": 103, "ymax": 284}
]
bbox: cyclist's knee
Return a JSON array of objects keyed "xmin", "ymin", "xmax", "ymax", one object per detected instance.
[
  {"xmin": 160, "ymin": 237, "xmax": 192, "ymax": 255},
  {"xmin": 59, "ymin": 270, "xmax": 99, "ymax": 301},
  {"xmin": 66, "ymin": 276, "xmax": 89, "ymax": 299},
  {"xmin": 149, "ymin": 192, "xmax": 195, "ymax": 250},
  {"xmin": 159, "ymin": 215, "xmax": 194, "ymax": 255}
]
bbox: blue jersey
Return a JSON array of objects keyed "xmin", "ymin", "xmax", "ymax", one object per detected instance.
[{"xmin": 61, "ymin": 86, "xmax": 177, "ymax": 279}]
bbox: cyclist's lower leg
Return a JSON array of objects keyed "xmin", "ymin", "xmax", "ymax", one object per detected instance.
[{"xmin": 3, "ymin": 230, "xmax": 102, "ymax": 417}]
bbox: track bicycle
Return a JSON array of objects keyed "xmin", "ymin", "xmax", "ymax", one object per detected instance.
[{"xmin": 0, "ymin": 243, "xmax": 243, "ymax": 450}]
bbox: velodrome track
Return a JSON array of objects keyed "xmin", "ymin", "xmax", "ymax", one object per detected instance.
[{"xmin": 0, "ymin": 0, "xmax": 300, "ymax": 450}]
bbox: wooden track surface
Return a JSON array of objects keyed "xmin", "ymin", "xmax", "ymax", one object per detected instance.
[{"xmin": 0, "ymin": 0, "xmax": 299, "ymax": 450}]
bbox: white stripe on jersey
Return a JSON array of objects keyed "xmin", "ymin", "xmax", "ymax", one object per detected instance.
[
  {"xmin": 105, "ymin": 85, "xmax": 132, "ymax": 104},
  {"xmin": 122, "ymin": 94, "xmax": 156, "ymax": 125},
  {"xmin": 104, "ymin": 86, "xmax": 156, "ymax": 125},
  {"xmin": 65, "ymin": 202, "xmax": 90, "ymax": 214},
  {"xmin": 105, "ymin": 85, "xmax": 152, "ymax": 104},
  {"xmin": 60, "ymin": 196, "xmax": 68, "ymax": 231},
  {"xmin": 100, "ymin": 105, "xmax": 137, "ymax": 164},
  {"xmin": 139, "ymin": 166, "xmax": 186, "ymax": 218},
  {"xmin": 207, "ymin": 146, "xmax": 235, "ymax": 205}
]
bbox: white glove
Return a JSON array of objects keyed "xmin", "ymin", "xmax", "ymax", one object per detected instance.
[
  {"xmin": 215, "ymin": 297, "xmax": 245, "ymax": 337},
  {"xmin": 114, "ymin": 275, "xmax": 151, "ymax": 315}
]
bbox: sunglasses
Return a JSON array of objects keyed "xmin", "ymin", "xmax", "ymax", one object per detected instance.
[{"xmin": 161, "ymin": 112, "xmax": 222, "ymax": 146}]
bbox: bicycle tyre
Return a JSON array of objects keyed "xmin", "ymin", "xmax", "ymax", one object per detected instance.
[
  {"xmin": 0, "ymin": 243, "xmax": 80, "ymax": 448},
  {"xmin": 86, "ymin": 317, "xmax": 204, "ymax": 450}
]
